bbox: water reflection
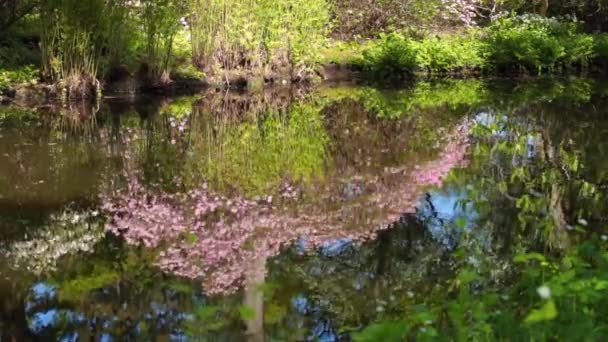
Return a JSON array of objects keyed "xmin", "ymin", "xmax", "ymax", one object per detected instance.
[{"xmin": 0, "ymin": 78, "xmax": 607, "ymax": 340}]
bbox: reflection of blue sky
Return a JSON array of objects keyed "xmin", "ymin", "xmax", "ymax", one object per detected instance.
[
  {"xmin": 27, "ymin": 282, "xmax": 57, "ymax": 312},
  {"xmin": 311, "ymin": 320, "xmax": 338, "ymax": 342},
  {"xmin": 170, "ymin": 332, "xmax": 188, "ymax": 341},
  {"xmin": 100, "ymin": 334, "xmax": 113, "ymax": 342},
  {"xmin": 31, "ymin": 282, "xmax": 57, "ymax": 300},
  {"xmin": 30, "ymin": 309, "xmax": 59, "ymax": 332},
  {"xmin": 290, "ymin": 294, "xmax": 339, "ymax": 341},
  {"xmin": 417, "ymin": 187, "xmax": 478, "ymax": 249},
  {"xmin": 60, "ymin": 332, "xmax": 78, "ymax": 342},
  {"xmin": 26, "ymin": 286, "xmax": 192, "ymax": 338},
  {"xmin": 475, "ymin": 111, "xmax": 538, "ymax": 160},
  {"xmin": 296, "ymin": 237, "xmax": 355, "ymax": 258},
  {"xmin": 320, "ymin": 239, "xmax": 353, "ymax": 257},
  {"xmin": 292, "ymin": 295, "xmax": 309, "ymax": 314}
]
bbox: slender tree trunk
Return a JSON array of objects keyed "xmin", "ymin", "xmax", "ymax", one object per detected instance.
[
  {"xmin": 538, "ymin": 0, "xmax": 549, "ymax": 17},
  {"xmin": 244, "ymin": 256, "xmax": 266, "ymax": 342}
]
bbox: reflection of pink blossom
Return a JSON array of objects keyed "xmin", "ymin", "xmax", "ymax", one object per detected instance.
[
  {"xmin": 103, "ymin": 122, "xmax": 470, "ymax": 295},
  {"xmin": 412, "ymin": 123, "xmax": 469, "ymax": 185}
]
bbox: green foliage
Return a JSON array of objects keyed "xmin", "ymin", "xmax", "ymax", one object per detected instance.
[
  {"xmin": 329, "ymin": 0, "xmax": 453, "ymax": 40},
  {"xmin": 186, "ymin": 101, "xmax": 329, "ymax": 195},
  {"xmin": 356, "ymin": 15, "xmax": 605, "ymax": 81},
  {"xmin": 318, "ymin": 40, "xmax": 370, "ymax": 64},
  {"xmin": 0, "ymin": 14, "xmax": 41, "ymax": 70},
  {"xmin": 352, "ymin": 321, "xmax": 408, "ymax": 342},
  {"xmin": 358, "ymin": 32, "xmax": 486, "ymax": 80},
  {"xmin": 360, "ymin": 33, "xmax": 419, "ymax": 82},
  {"xmin": 140, "ymin": 0, "xmax": 187, "ymax": 83},
  {"xmin": 594, "ymin": 33, "xmax": 608, "ymax": 64},
  {"xmin": 189, "ymin": 0, "xmax": 329, "ymax": 73},
  {"xmin": 102, "ymin": 0, "xmax": 140, "ymax": 72},
  {"xmin": 39, "ymin": 0, "xmax": 110, "ymax": 97},
  {"xmin": 486, "ymin": 14, "xmax": 595, "ymax": 73},
  {"xmin": 58, "ymin": 266, "xmax": 120, "ymax": 301},
  {"xmin": 0, "ymin": 64, "xmax": 38, "ymax": 90},
  {"xmin": 413, "ymin": 35, "xmax": 487, "ymax": 74}
]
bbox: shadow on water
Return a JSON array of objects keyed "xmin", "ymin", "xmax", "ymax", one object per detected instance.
[{"xmin": 0, "ymin": 78, "xmax": 607, "ymax": 340}]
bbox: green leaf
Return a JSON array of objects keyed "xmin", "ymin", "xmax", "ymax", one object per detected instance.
[
  {"xmin": 238, "ymin": 305, "xmax": 257, "ymax": 321},
  {"xmin": 513, "ymin": 252, "xmax": 546, "ymax": 263},
  {"xmin": 455, "ymin": 216, "xmax": 467, "ymax": 230},
  {"xmin": 353, "ymin": 321, "xmax": 408, "ymax": 342},
  {"xmin": 185, "ymin": 232, "xmax": 198, "ymax": 244},
  {"xmin": 525, "ymin": 300, "xmax": 558, "ymax": 323},
  {"xmin": 195, "ymin": 305, "xmax": 218, "ymax": 320}
]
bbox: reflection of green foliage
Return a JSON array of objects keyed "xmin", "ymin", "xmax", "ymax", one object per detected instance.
[
  {"xmin": 313, "ymin": 93, "xmax": 608, "ymax": 340},
  {"xmin": 57, "ymin": 266, "xmax": 120, "ymax": 301},
  {"xmin": 353, "ymin": 321, "xmax": 409, "ymax": 342},
  {"xmin": 319, "ymin": 80, "xmax": 487, "ymax": 118},
  {"xmin": 161, "ymin": 95, "xmax": 202, "ymax": 118},
  {"xmin": 0, "ymin": 106, "xmax": 39, "ymax": 126},
  {"xmin": 320, "ymin": 77, "xmax": 599, "ymax": 120},
  {"xmin": 187, "ymin": 101, "xmax": 328, "ymax": 195},
  {"xmin": 488, "ymin": 77, "xmax": 593, "ymax": 107}
]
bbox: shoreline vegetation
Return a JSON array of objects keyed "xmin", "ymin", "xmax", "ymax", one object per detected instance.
[{"xmin": 3, "ymin": 1, "xmax": 608, "ymax": 104}]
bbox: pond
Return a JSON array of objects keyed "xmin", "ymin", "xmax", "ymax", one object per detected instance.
[{"xmin": 1, "ymin": 78, "xmax": 607, "ymax": 341}]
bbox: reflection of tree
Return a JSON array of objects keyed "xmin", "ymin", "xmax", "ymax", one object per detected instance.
[
  {"xmin": 456, "ymin": 98, "xmax": 608, "ymax": 253},
  {"xmin": 0, "ymin": 105, "xmax": 110, "ymax": 211},
  {"xmin": 1, "ymin": 209, "xmax": 104, "ymax": 274},
  {"xmin": 1, "ymin": 244, "xmax": 222, "ymax": 340},
  {"xmin": 103, "ymin": 119, "xmax": 470, "ymax": 294},
  {"xmin": 0, "ymin": 268, "xmax": 36, "ymax": 341},
  {"xmin": 184, "ymin": 100, "xmax": 329, "ymax": 195},
  {"xmin": 267, "ymin": 96, "xmax": 608, "ymax": 337}
]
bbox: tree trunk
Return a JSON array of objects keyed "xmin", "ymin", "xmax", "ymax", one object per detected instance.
[
  {"xmin": 243, "ymin": 257, "xmax": 266, "ymax": 342},
  {"xmin": 538, "ymin": 0, "xmax": 549, "ymax": 17}
]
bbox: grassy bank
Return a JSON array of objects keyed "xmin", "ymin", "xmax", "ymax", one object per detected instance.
[
  {"xmin": 321, "ymin": 15, "xmax": 608, "ymax": 83},
  {"xmin": 4, "ymin": 8, "xmax": 608, "ymax": 101}
]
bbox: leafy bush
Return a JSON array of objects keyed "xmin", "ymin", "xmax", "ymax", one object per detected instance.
[
  {"xmin": 348, "ymin": 15, "xmax": 604, "ymax": 81},
  {"xmin": 360, "ymin": 33, "xmax": 419, "ymax": 81},
  {"xmin": 0, "ymin": 65, "xmax": 39, "ymax": 91},
  {"xmin": 359, "ymin": 32, "xmax": 486, "ymax": 80},
  {"xmin": 593, "ymin": 33, "xmax": 608, "ymax": 65},
  {"xmin": 485, "ymin": 15, "xmax": 595, "ymax": 73},
  {"xmin": 413, "ymin": 35, "xmax": 487, "ymax": 74}
]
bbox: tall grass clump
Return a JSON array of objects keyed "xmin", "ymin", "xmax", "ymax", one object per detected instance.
[
  {"xmin": 40, "ymin": 0, "xmax": 108, "ymax": 99},
  {"xmin": 188, "ymin": 0, "xmax": 329, "ymax": 81},
  {"xmin": 485, "ymin": 14, "xmax": 595, "ymax": 74}
]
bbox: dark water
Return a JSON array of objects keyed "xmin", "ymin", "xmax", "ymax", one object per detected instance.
[{"xmin": 0, "ymin": 78, "xmax": 607, "ymax": 341}]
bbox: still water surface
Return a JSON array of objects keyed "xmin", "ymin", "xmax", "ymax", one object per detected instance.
[{"xmin": 1, "ymin": 78, "xmax": 607, "ymax": 340}]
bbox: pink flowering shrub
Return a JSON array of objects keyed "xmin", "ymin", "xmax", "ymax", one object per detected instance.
[{"xmin": 440, "ymin": 0, "xmax": 480, "ymax": 27}]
